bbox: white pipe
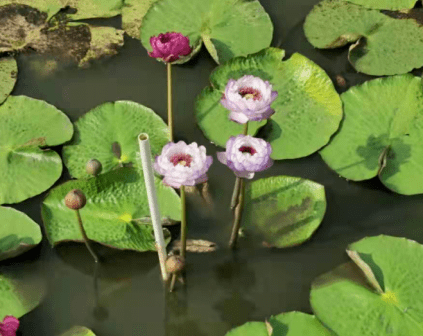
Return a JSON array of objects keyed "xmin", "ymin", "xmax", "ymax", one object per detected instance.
[{"xmin": 138, "ymin": 133, "xmax": 169, "ymax": 281}]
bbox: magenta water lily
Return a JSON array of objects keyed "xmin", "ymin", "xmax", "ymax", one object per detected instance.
[
  {"xmin": 0, "ymin": 316, "xmax": 19, "ymax": 336},
  {"xmin": 218, "ymin": 135, "xmax": 273, "ymax": 179},
  {"xmin": 154, "ymin": 141, "xmax": 213, "ymax": 189},
  {"xmin": 221, "ymin": 75, "xmax": 278, "ymax": 124},
  {"xmin": 149, "ymin": 32, "xmax": 192, "ymax": 63}
]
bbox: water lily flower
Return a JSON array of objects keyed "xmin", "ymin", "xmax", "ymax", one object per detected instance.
[
  {"xmin": 217, "ymin": 135, "xmax": 273, "ymax": 179},
  {"xmin": 154, "ymin": 141, "xmax": 213, "ymax": 188},
  {"xmin": 221, "ymin": 75, "xmax": 278, "ymax": 124},
  {"xmin": 0, "ymin": 316, "xmax": 19, "ymax": 336},
  {"xmin": 149, "ymin": 32, "xmax": 192, "ymax": 63}
]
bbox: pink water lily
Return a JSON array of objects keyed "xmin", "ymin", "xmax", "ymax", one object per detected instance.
[
  {"xmin": 154, "ymin": 141, "xmax": 213, "ymax": 188},
  {"xmin": 217, "ymin": 135, "xmax": 273, "ymax": 179},
  {"xmin": 221, "ymin": 75, "xmax": 278, "ymax": 124},
  {"xmin": 149, "ymin": 32, "xmax": 192, "ymax": 63},
  {"xmin": 0, "ymin": 316, "xmax": 19, "ymax": 336}
]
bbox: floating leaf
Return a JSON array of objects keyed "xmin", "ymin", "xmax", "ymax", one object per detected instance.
[
  {"xmin": 63, "ymin": 101, "xmax": 169, "ymax": 178},
  {"xmin": 304, "ymin": 0, "xmax": 423, "ymax": 75},
  {"xmin": 0, "ymin": 57, "xmax": 17, "ymax": 104},
  {"xmin": 311, "ymin": 235, "xmax": 423, "ymax": 336},
  {"xmin": 0, "ymin": 0, "xmax": 63, "ymax": 18},
  {"xmin": 0, "ymin": 207, "xmax": 42, "ymax": 261},
  {"xmin": 268, "ymin": 312, "xmax": 333, "ymax": 335},
  {"xmin": 60, "ymin": 326, "xmax": 96, "ymax": 336},
  {"xmin": 226, "ymin": 322, "xmax": 269, "ymax": 336},
  {"xmin": 243, "ymin": 176, "xmax": 326, "ymax": 248},
  {"xmin": 320, "ymin": 74, "xmax": 423, "ymax": 195},
  {"xmin": 64, "ymin": 0, "xmax": 123, "ymax": 20},
  {"xmin": 195, "ymin": 48, "xmax": 342, "ymax": 159},
  {"xmin": 345, "ymin": 0, "xmax": 417, "ymax": 10},
  {"xmin": 122, "ymin": 0, "xmax": 158, "ymax": 39},
  {"xmin": 0, "ymin": 95, "xmax": 73, "ymax": 204},
  {"xmin": 41, "ymin": 167, "xmax": 181, "ymax": 252},
  {"xmin": 140, "ymin": 0, "xmax": 273, "ymax": 64}
]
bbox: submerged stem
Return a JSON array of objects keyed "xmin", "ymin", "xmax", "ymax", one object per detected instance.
[
  {"xmin": 75, "ymin": 210, "xmax": 99, "ymax": 263},
  {"xmin": 167, "ymin": 62, "xmax": 174, "ymax": 142},
  {"xmin": 169, "ymin": 273, "xmax": 177, "ymax": 292},
  {"xmin": 229, "ymin": 178, "xmax": 245, "ymax": 249},
  {"xmin": 180, "ymin": 186, "xmax": 187, "ymax": 260}
]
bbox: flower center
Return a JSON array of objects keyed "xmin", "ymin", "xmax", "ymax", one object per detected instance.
[
  {"xmin": 239, "ymin": 146, "xmax": 257, "ymax": 155},
  {"xmin": 160, "ymin": 35, "xmax": 171, "ymax": 43},
  {"xmin": 169, "ymin": 153, "xmax": 193, "ymax": 167},
  {"xmin": 238, "ymin": 87, "xmax": 262, "ymax": 101}
]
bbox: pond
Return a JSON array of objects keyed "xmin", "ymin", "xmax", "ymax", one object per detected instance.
[{"xmin": 4, "ymin": 0, "xmax": 423, "ymax": 335}]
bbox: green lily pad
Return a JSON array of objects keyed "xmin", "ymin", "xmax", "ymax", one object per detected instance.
[
  {"xmin": 226, "ymin": 322, "xmax": 269, "ymax": 336},
  {"xmin": 268, "ymin": 312, "xmax": 333, "ymax": 335},
  {"xmin": 195, "ymin": 48, "xmax": 342, "ymax": 159},
  {"xmin": 122, "ymin": 0, "xmax": 158, "ymax": 39},
  {"xmin": 140, "ymin": 0, "xmax": 273, "ymax": 64},
  {"xmin": 0, "ymin": 57, "xmax": 17, "ymax": 104},
  {"xmin": 60, "ymin": 326, "xmax": 96, "ymax": 336},
  {"xmin": 63, "ymin": 101, "xmax": 169, "ymax": 179},
  {"xmin": 64, "ymin": 0, "xmax": 123, "ymax": 20},
  {"xmin": 0, "ymin": 269, "xmax": 45, "ymax": 319},
  {"xmin": 41, "ymin": 167, "xmax": 181, "ymax": 252},
  {"xmin": 346, "ymin": 0, "xmax": 418, "ymax": 10},
  {"xmin": 320, "ymin": 74, "xmax": 423, "ymax": 195},
  {"xmin": 0, "ymin": 95, "xmax": 73, "ymax": 204},
  {"xmin": 311, "ymin": 235, "xmax": 423, "ymax": 336},
  {"xmin": 0, "ymin": 207, "xmax": 42, "ymax": 261},
  {"xmin": 243, "ymin": 176, "xmax": 326, "ymax": 248},
  {"xmin": 304, "ymin": 0, "xmax": 423, "ymax": 75}
]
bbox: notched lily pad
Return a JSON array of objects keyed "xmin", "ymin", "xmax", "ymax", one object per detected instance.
[
  {"xmin": 268, "ymin": 312, "xmax": 334, "ymax": 335},
  {"xmin": 60, "ymin": 326, "xmax": 96, "ymax": 336},
  {"xmin": 243, "ymin": 176, "xmax": 327, "ymax": 248},
  {"xmin": 41, "ymin": 167, "xmax": 181, "ymax": 252},
  {"xmin": 304, "ymin": 0, "xmax": 423, "ymax": 75},
  {"xmin": 0, "ymin": 207, "xmax": 42, "ymax": 261},
  {"xmin": 0, "ymin": 57, "xmax": 17, "ymax": 104},
  {"xmin": 62, "ymin": 101, "xmax": 169, "ymax": 178},
  {"xmin": 0, "ymin": 95, "xmax": 73, "ymax": 204},
  {"xmin": 140, "ymin": 0, "xmax": 273, "ymax": 64},
  {"xmin": 311, "ymin": 235, "xmax": 423, "ymax": 336},
  {"xmin": 320, "ymin": 74, "xmax": 423, "ymax": 195},
  {"xmin": 195, "ymin": 48, "xmax": 342, "ymax": 159}
]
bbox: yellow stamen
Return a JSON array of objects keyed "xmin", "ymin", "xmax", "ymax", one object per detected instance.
[
  {"xmin": 381, "ymin": 291, "xmax": 398, "ymax": 305},
  {"xmin": 119, "ymin": 213, "xmax": 132, "ymax": 223}
]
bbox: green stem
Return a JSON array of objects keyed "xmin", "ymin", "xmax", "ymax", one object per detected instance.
[
  {"xmin": 230, "ymin": 178, "xmax": 241, "ymax": 210},
  {"xmin": 243, "ymin": 122, "xmax": 249, "ymax": 135},
  {"xmin": 167, "ymin": 62, "xmax": 174, "ymax": 142},
  {"xmin": 229, "ymin": 178, "xmax": 245, "ymax": 249},
  {"xmin": 180, "ymin": 186, "xmax": 187, "ymax": 260},
  {"xmin": 75, "ymin": 210, "xmax": 99, "ymax": 263}
]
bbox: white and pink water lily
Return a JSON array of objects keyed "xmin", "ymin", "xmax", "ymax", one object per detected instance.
[
  {"xmin": 220, "ymin": 75, "xmax": 278, "ymax": 124},
  {"xmin": 217, "ymin": 135, "xmax": 273, "ymax": 179},
  {"xmin": 154, "ymin": 141, "xmax": 213, "ymax": 188}
]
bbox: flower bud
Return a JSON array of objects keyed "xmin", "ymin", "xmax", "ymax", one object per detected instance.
[
  {"xmin": 86, "ymin": 159, "xmax": 102, "ymax": 177},
  {"xmin": 165, "ymin": 255, "xmax": 185, "ymax": 273},
  {"xmin": 65, "ymin": 189, "xmax": 87, "ymax": 210}
]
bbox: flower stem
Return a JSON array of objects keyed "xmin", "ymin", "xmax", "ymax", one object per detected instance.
[
  {"xmin": 180, "ymin": 186, "xmax": 187, "ymax": 260},
  {"xmin": 230, "ymin": 178, "xmax": 241, "ymax": 210},
  {"xmin": 229, "ymin": 178, "xmax": 245, "ymax": 249},
  {"xmin": 75, "ymin": 209, "xmax": 99, "ymax": 263},
  {"xmin": 167, "ymin": 62, "xmax": 174, "ymax": 142},
  {"xmin": 243, "ymin": 122, "xmax": 249, "ymax": 135},
  {"xmin": 169, "ymin": 273, "xmax": 177, "ymax": 292}
]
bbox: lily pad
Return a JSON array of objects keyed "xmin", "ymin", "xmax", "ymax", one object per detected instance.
[
  {"xmin": 226, "ymin": 322, "xmax": 269, "ymax": 336},
  {"xmin": 320, "ymin": 74, "xmax": 423, "ymax": 195},
  {"xmin": 304, "ymin": 0, "xmax": 423, "ymax": 75},
  {"xmin": 195, "ymin": 48, "xmax": 342, "ymax": 159},
  {"xmin": 0, "ymin": 207, "xmax": 42, "ymax": 261},
  {"xmin": 0, "ymin": 95, "xmax": 73, "ymax": 204},
  {"xmin": 268, "ymin": 312, "xmax": 333, "ymax": 335},
  {"xmin": 346, "ymin": 0, "xmax": 418, "ymax": 10},
  {"xmin": 60, "ymin": 326, "xmax": 96, "ymax": 336},
  {"xmin": 63, "ymin": 101, "xmax": 169, "ymax": 178},
  {"xmin": 122, "ymin": 0, "xmax": 158, "ymax": 39},
  {"xmin": 140, "ymin": 0, "xmax": 273, "ymax": 64},
  {"xmin": 0, "ymin": 0, "xmax": 63, "ymax": 18},
  {"xmin": 310, "ymin": 235, "xmax": 423, "ymax": 336},
  {"xmin": 0, "ymin": 57, "xmax": 17, "ymax": 104},
  {"xmin": 41, "ymin": 167, "xmax": 181, "ymax": 252},
  {"xmin": 64, "ymin": 0, "xmax": 124, "ymax": 20},
  {"xmin": 243, "ymin": 176, "xmax": 326, "ymax": 248}
]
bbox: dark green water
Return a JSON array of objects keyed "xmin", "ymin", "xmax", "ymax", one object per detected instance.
[{"xmin": 4, "ymin": 0, "xmax": 423, "ymax": 335}]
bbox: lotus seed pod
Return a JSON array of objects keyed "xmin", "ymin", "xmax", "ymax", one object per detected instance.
[
  {"xmin": 86, "ymin": 159, "xmax": 102, "ymax": 176},
  {"xmin": 166, "ymin": 255, "xmax": 185, "ymax": 273},
  {"xmin": 65, "ymin": 189, "xmax": 87, "ymax": 210}
]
